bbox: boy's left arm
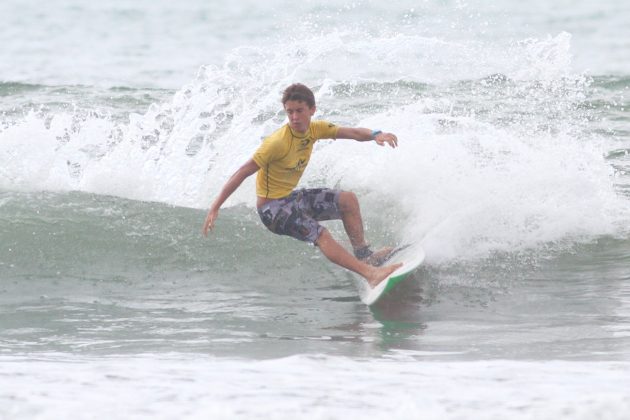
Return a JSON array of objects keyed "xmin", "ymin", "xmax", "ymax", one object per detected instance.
[{"xmin": 336, "ymin": 127, "xmax": 398, "ymax": 148}]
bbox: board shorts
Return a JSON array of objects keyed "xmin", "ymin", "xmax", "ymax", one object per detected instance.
[{"xmin": 257, "ymin": 188, "xmax": 342, "ymax": 244}]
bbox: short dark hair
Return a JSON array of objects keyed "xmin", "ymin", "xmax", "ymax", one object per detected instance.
[{"xmin": 282, "ymin": 83, "xmax": 316, "ymax": 108}]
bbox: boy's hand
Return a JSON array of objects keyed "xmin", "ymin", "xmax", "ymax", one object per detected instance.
[
  {"xmin": 202, "ymin": 208, "xmax": 219, "ymax": 236},
  {"xmin": 375, "ymin": 132, "xmax": 398, "ymax": 148}
]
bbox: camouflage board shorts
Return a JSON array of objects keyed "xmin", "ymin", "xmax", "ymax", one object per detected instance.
[{"xmin": 257, "ymin": 188, "xmax": 342, "ymax": 244}]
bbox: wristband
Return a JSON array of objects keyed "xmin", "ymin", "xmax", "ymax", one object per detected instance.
[{"xmin": 371, "ymin": 130, "xmax": 382, "ymax": 139}]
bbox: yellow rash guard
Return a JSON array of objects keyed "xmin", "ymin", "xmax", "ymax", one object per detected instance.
[{"xmin": 253, "ymin": 120, "xmax": 339, "ymax": 199}]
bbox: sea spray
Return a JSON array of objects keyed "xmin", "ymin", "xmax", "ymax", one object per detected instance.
[{"xmin": 1, "ymin": 31, "xmax": 628, "ymax": 262}]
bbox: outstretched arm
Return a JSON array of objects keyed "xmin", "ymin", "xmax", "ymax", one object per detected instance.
[
  {"xmin": 336, "ymin": 127, "xmax": 398, "ymax": 148},
  {"xmin": 202, "ymin": 158, "xmax": 260, "ymax": 236}
]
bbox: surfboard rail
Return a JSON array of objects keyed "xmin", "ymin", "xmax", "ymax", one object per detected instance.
[{"xmin": 356, "ymin": 243, "xmax": 425, "ymax": 306}]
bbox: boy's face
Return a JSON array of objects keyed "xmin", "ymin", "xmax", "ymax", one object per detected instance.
[{"xmin": 284, "ymin": 100, "xmax": 316, "ymax": 133}]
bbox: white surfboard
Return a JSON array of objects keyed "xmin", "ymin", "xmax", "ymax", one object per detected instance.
[{"xmin": 355, "ymin": 242, "xmax": 425, "ymax": 306}]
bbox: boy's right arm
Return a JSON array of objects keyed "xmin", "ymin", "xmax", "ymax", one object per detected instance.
[{"xmin": 202, "ymin": 158, "xmax": 260, "ymax": 236}]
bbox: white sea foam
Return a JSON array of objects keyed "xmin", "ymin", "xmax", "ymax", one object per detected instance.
[
  {"xmin": 314, "ymin": 97, "xmax": 625, "ymax": 262},
  {"xmin": 1, "ymin": 354, "xmax": 629, "ymax": 420}
]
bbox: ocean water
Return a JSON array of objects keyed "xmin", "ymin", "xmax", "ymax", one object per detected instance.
[{"xmin": 1, "ymin": 0, "xmax": 630, "ymax": 418}]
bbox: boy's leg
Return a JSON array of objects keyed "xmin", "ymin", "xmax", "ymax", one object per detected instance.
[
  {"xmin": 315, "ymin": 228, "xmax": 401, "ymax": 288},
  {"xmin": 337, "ymin": 191, "xmax": 394, "ymax": 265},
  {"xmin": 337, "ymin": 191, "xmax": 367, "ymax": 249}
]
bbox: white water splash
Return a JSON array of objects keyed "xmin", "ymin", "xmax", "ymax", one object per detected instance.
[{"xmin": 1, "ymin": 31, "xmax": 628, "ymax": 261}]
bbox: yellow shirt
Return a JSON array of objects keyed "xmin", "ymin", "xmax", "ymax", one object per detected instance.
[{"xmin": 253, "ymin": 120, "xmax": 339, "ymax": 199}]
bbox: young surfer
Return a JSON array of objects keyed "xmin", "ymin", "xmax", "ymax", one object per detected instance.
[{"xmin": 202, "ymin": 83, "xmax": 402, "ymax": 288}]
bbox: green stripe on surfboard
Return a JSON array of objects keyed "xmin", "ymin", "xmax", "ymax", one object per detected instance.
[{"xmin": 383, "ymin": 271, "xmax": 411, "ymax": 295}]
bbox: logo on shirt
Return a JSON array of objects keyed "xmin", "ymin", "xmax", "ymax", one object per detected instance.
[
  {"xmin": 290, "ymin": 159, "xmax": 307, "ymax": 172},
  {"xmin": 298, "ymin": 138, "xmax": 311, "ymax": 151}
]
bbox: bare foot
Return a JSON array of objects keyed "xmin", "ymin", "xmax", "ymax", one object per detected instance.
[
  {"xmin": 365, "ymin": 262, "xmax": 403, "ymax": 288},
  {"xmin": 362, "ymin": 247, "xmax": 395, "ymax": 267}
]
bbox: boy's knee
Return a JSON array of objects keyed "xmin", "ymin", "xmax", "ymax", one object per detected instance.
[
  {"xmin": 314, "ymin": 227, "xmax": 330, "ymax": 247},
  {"xmin": 339, "ymin": 191, "xmax": 359, "ymax": 212}
]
